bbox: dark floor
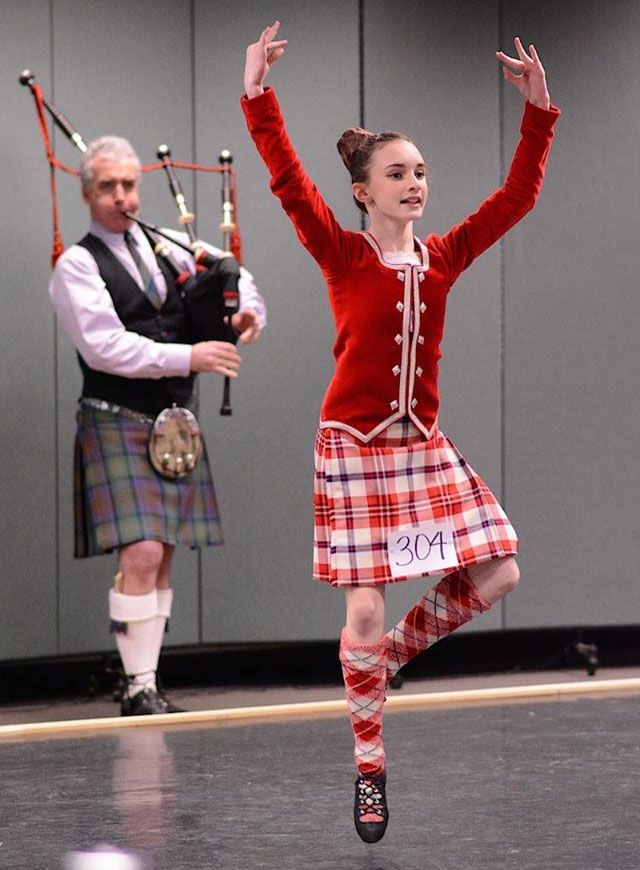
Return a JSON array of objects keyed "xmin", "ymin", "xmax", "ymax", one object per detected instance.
[{"xmin": 1, "ymin": 688, "xmax": 639, "ymax": 869}]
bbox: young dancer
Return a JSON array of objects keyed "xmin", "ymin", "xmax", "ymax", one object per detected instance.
[{"xmin": 242, "ymin": 23, "xmax": 559, "ymax": 842}]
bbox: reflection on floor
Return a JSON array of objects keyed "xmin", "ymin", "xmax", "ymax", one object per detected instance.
[{"xmin": 1, "ymin": 672, "xmax": 639, "ymax": 869}]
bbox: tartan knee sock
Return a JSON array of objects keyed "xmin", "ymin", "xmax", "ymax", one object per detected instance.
[
  {"xmin": 339, "ymin": 629, "xmax": 387, "ymax": 777},
  {"xmin": 385, "ymin": 569, "xmax": 490, "ymax": 681}
]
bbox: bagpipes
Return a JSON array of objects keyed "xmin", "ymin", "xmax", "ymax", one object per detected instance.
[{"xmin": 20, "ymin": 69, "xmax": 242, "ymax": 416}]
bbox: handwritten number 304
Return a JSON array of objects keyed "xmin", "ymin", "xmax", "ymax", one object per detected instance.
[{"xmin": 394, "ymin": 531, "xmax": 449, "ymax": 567}]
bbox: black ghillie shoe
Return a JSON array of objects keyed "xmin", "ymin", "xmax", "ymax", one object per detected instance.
[
  {"xmin": 120, "ymin": 687, "xmax": 170, "ymax": 716},
  {"xmin": 354, "ymin": 772, "xmax": 389, "ymax": 843},
  {"xmin": 161, "ymin": 697, "xmax": 187, "ymax": 714},
  {"xmin": 156, "ymin": 672, "xmax": 187, "ymax": 713}
]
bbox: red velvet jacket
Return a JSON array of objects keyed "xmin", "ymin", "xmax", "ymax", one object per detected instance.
[{"xmin": 242, "ymin": 88, "xmax": 560, "ymax": 442}]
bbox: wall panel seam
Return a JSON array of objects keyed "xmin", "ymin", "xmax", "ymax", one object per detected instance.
[
  {"xmin": 358, "ymin": 0, "xmax": 366, "ymax": 232},
  {"xmin": 191, "ymin": 0, "xmax": 204, "ymax": 645},
  {"xmin": 50, "ymin": 0, "xmax": 61, "ymax": 654},
  {"xmin": 497, "ymin": 0, "xmax": 507, "ymax": 631}
]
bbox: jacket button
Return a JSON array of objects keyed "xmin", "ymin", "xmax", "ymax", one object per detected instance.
[
  {"xmin": 420, "ymin": 302, "xmax": 427, "ymax": 313},
  {"xmin": 395, "ymin": 334, "xmax": 403, "ymax": 345},
  {"xmin": 416, "ymin": 366, "xmax": 423, "ymax": 377},
  {"xmin": 392, "ymin": 365, "xmax": 401, "ymax": 376},
  {"xmin": 411, "ymin": 398, "xmax": 418, "ymax": 409},
  {"xmin": 390, "ymin": 399, "xmax": 399, "ymax": 410},
  {"xmin": 396, "ymin": 301, "xmax": 404, "ymax": 312},
  {"xmin": 417, "ymin": 335, "xmax": 425, "ymax": 345}
]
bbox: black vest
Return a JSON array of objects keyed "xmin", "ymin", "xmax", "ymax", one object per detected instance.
[{"xmin": 77, "ymin": 233, "xmax": 195, "ymax": 416}]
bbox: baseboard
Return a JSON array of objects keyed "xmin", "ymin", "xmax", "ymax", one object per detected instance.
[{"xmin": 1, "ymin": 624, "xmax": 638, "ymax": 704}]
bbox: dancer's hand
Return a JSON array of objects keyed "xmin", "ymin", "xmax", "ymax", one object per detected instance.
[
  {"xmin": 496, "ymin": 37, "xmax": 550, "ymax": 109},
  {"xmin": 244, "ymin": 21, "xmax": 288, "ymax": 98}
]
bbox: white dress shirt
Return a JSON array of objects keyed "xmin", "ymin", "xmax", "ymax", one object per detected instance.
[{"xmin": 49, "ymin": 220, "xmax": 266, "ymax": 380}]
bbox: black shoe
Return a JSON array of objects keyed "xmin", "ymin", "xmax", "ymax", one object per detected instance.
[
  {"xmin": 156, "ymin": 672, "xmax": 187, "ymax": 713},
  {"xmin": 354, "ymin": 772, "xmax": 389, "ymax": 843},
  {"xmin": 120, "ymin": 687, "xmax": 170, "ymax": 716},
  {"xmin": 160, "ymin": 697, "xmax": 187, "ymax": 714}
]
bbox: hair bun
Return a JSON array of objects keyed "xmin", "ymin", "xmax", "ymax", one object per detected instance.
[{"xmin": 336, "ymin": 127, "xmax": 376, "ymax": 172}]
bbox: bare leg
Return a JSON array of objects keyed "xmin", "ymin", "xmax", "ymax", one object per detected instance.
[
  {"xmin": 466, "ymin": 555, "xmax": 519, "ymax": 605},
  {"xmin": 117, "ymin": 540, "xmax": 165, "ymax": 595},
  {"xmin": 156, "ymin": 544, "xmax": 175, "ymax": 591},
  {"xmin": 345, "ymin": 586, "xmax": 386, "ymax": 642}
]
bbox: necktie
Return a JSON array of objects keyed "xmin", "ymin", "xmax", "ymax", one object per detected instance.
[{"xmin": 123, "ymin": 230, "xmax": 163, "ymax": 310}]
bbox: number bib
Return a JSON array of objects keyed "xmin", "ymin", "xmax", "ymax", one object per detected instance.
[{"xmin": 387, "ymin": 522, "xmax": 459, "ymax": 579}]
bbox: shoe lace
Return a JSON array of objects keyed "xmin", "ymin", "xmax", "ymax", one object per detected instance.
[{"xmin": 356, "ymin": 776, "xmax": 386, "ymax": 819}]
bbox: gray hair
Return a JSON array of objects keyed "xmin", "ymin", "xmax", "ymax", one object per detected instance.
[{"xmin": 80, "ymin": 136, "xmax": 141, "ymax": 189}]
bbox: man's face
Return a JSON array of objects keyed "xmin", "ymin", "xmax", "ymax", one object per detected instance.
[{"xmin": 82, "ymin": 156, "xmax": 140, "ymax": 233}]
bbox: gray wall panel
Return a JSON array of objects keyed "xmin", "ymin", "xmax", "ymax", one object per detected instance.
[
  {"xmin": 2, "ymin": 1, "xmax": 639, "ymax": 665},
  {"xmin": 364, "ymin": 0, "xmax": 503, "ymax": 631},
  {"xmin": 194, "ymin": 1, "xmax": 357, "ymax": 641},
  {"xmin": 502, "ymin": 1, "xmax": 640, "ymax": 627},
  {"xmin": 0, "ymin": 2, "xmax": 57, "ymax": 658},
  {"xmin": 51, "ymin": 0, "xmax": 199, "ymax": 652}
]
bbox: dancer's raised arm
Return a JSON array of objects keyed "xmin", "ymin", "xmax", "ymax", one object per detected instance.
[
  {"xmin": 244, "ymin": 21, "xmax": 288, "ymax": 99},
  {"xmin": 435, "ymin": 38, "xmax": 558, "ymax": 281},
  {"xmin": 242, "ymin": 23, "xmax": 350, "ymax": 276}
]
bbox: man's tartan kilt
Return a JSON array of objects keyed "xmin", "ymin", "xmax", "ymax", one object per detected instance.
[
  {"xmin": 314, "ymin": 418, "xmax": 518, "ymax": 587},
  {"xmin": 74, "ymin": 403, "xmax": 223, "ymax": 558}
]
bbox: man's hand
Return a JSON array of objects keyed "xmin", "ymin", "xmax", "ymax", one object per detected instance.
[
  {"xmin": 190, "ymin": 341, "xmax": 241, "ymax": 377},
  {"xmin": 232, "ymin": 308, "xmax": 262, "ymax": 345}
]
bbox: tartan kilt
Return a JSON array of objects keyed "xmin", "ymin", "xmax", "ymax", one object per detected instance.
[
  {"xmin": 74, "ymin": 403, "xmax": 223, "ymax": 558},
  {"xmin": 314, "ymin": 419, "xmax": 518, "ymax": 587}
]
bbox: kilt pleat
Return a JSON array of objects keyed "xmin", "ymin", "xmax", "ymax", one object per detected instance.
[
  {"xmin": 74, "ymin": 404, "xmax": 222, "ymax": 558},
  {"xmin": 314, "ymin": 419, "xmax": 518, "ymax": 587}
]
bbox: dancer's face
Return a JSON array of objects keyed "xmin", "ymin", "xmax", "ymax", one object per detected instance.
[
  {"xmin": 82, "ymin": 156, "xmax": 141, "ymax": 233},
  {"xmin": 353, "ymin": 139, "xmax": 428, "ymax": 224}
]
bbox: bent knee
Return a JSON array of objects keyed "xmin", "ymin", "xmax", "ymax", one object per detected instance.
[
  {"xmin": 494, "ymin": 557, "xmax": 520, "ymax": 598},
  {"xmin": 504, "ymin": 558, "xmax": 520, "ymax": 593},
  {"xmin": 467, "ymin": 556, "xmax": 519, "ymax": 605}
]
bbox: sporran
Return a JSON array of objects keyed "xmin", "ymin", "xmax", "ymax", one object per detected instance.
[{"xmin": 149, "ymin": 405, "xmax": 202, "ymax": 480}]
